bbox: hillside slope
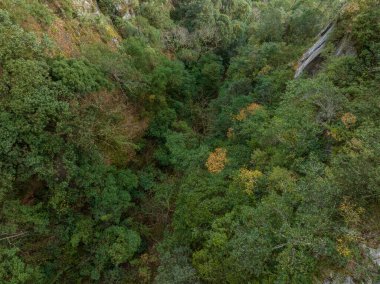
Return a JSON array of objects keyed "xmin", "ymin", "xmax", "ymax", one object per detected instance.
[{"xmin": 0, "ymin": 0, "xmax": 379, "ymax": 283}]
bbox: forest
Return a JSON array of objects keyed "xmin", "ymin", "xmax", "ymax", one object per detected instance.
[{"xmin": 0, "ymin": 0, "xmax": 379, "ymax": 283}]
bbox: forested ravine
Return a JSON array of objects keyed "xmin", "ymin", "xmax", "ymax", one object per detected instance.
[{"xmin": 0, "ymin": 0, "xmax": 379, "ymax": 283}]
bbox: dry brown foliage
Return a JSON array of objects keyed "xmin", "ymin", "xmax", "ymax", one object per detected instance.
[
  {"xmin": 81, "ymin": 90, "xmax": 148, "ymax": 164},
  {"xmin": 206, "ymin": 148, "xmax": 227, "ymax": 173},
  {"xmin": 235, "ymin": 103, "xmax": 262, "ymax": 121},
  {"xmin": 341, "ymin": 112, "xmax": 357, "ymax": 128}
]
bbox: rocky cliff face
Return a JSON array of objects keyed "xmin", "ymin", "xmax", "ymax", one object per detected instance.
[
  {"xmin": 294, "ymin": 21, "xmax": 336, "ymax": 78},
  {"xmin": 0, "ymin": 0, "xmax": 143, "ymax": 57},
  {"xmin": 295, "ymin": 5, "xmax": 358, "ymax": 79},
  {"xmin": 70, "ymin": 0, "xmax": 137, "ymax": 20},
  {"xmin": 72, "ymin": 0, "xmax": 101, "ymax": 16},
  {"xmin": 114, "ymin": 0, "xmax": 137, "ymax": 20}
]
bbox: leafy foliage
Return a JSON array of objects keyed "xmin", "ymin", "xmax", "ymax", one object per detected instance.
[{"xmin": 0, "ymin": 0, "xmax": 379, "ymax": 283}]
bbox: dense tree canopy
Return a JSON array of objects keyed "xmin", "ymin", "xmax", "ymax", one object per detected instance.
[{"xmin": 0, "ymin": 0, "xmax": 379, "ymax": 283}]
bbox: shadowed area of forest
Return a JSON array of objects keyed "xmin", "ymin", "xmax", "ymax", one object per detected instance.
[{"xmin": 0, "ymin": 0, "xmax": 379, "ymax": 283}]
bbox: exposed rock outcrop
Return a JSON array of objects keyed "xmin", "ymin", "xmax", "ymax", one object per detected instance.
[
  {"xmin": 323, "ymin": 275, "xmax": 354, "ymax": 284},
  {"xmin": 72, "ymin": 0, "xmax": 101, "ymax": 17},
  {"xmin": 367, "ymin": 246, "xmax": 380, "ymax": 266},
  {"xmin": 294, "ymin": 21, "xmax": 336, "ymax": 78},
  {"xmin": 322, "ymin": 245, "xmax": 380, "ymax": 284},
  {"xmin": 294, "ymin": 11, "xmax": 358, "ymax": 79},
  {"xmin": 115, "ymin": 0, "xmax": 137, "ymax": 20}
]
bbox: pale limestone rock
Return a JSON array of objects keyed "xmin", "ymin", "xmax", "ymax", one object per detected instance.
[
  {"xmin": 368, "ymin": 246, "xmax": 380, "ymax": 266},
  {"xmin": 115, "ymin": 0, "xmax": 136, "ymax": 20},
  {"xmin": 294, "ymin": 22, "xmax": 335, "ymax": 78},
  {"xmin": 294, "ymin": 19, "xmax": 358, "ymax": 79},
  {"xmin": 72, "ymin": 0, "xmax": 100, "ymax": 17},
  {"xmin": 123, "ymin": 10, "xmax": 133, "ymax": 20},
  {"xmin": 343, "ymin": 276, "xmax": 355, "ymax": 284}
]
